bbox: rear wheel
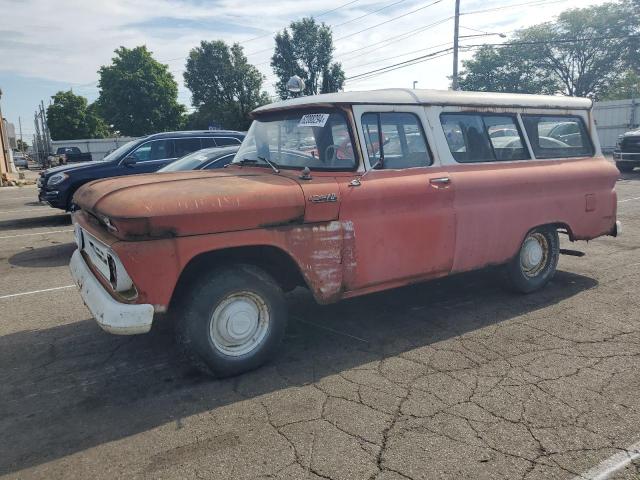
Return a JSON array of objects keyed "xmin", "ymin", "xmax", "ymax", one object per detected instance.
[
  {"xmin": 175, "ymin": 265, "xmax": 287, "ymax": 377},
  {"xmin": 616, "ymin": 162, "xmax": 635, "ymax": 173},
  {"xmin": 504, "ymin": 226, "xmax": 559, "ymax": 293}
]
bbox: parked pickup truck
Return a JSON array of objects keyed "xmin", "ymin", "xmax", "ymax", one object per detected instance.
[
  {"xmin": 55, "ymin": 147, "xmax": 92, "ymax": 164},
  {"xmin": 614, "ymin": 128, "xmax": 640, "ymax": 172},
  {"xmin": 69, "ymin": 89, "xmax": 620, "ymax": 377}
]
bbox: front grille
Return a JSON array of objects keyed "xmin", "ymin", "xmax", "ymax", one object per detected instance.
[{"xmin": 621, "ymin": 136, "xmax": 640, "ymax": 153}]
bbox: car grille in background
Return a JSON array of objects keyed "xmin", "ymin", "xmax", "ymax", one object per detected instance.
[{"xmin": 621, "ymin": 136, "xmax": 640, "ymax": 153}]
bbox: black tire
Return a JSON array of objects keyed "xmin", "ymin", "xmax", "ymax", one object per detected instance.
[
  {"xmin": 174, "ymin": 264, "xmax": 287, "ymax": 377},
  {"xmin": 504, "ymin": 226, "xmax": 559, "ymax": 294},
  {"xmin": 616, "ymin": 162, "xmax": 635, "ymax": 173}
]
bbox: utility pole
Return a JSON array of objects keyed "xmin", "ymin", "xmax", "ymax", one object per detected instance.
[
  {"xmin": 18, "ymin": 116, "xmax": 23, "ymax": 151},
  {"xmin": 452, "ymin": 0, "xmax": 461, "ymax": 91}
]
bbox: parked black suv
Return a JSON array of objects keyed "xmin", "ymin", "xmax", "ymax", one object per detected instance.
[
  {"xmin": 38, "ymin": 130, "xmax": 245, "ymax": 210},
  {"xmin": 614, "ymin": 128, "xmax": 640, "ymax": 173}
]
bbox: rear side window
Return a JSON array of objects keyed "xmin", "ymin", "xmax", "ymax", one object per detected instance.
[
  {"xmin": 174, "ymin": 138, "xmax": 202, "ymax": 157},
  {"xmin": 131, "ymin": 139, "xmax": 174, "ymax": 162},
  {"xmin": 361, "ymin": 112, "xmax": 431, "ymax": 169},
  {"xmin": 201, "ymin": 137, "xmax": 217, "ymax": 148},
  {"xmin": 522, "ymin": 115, "xmax": 594, "ymax": 158},
  {"xmin": 440, "ymin": 113, "xmax": 530, "ymax": 162},
  {"xmin": 203, "ymin": 154, "xmax": 235, "ymax": 170}
]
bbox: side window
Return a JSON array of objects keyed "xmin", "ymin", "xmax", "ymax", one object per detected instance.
[
  {"xmin": 522, "ymin": 115, "xmax": 594, "ymax": 158},
  {"xmin": 484, "ymin": 116, "xmax": 529, "ymax": 161},
  {"xmin": 132, "ymin": 139, "xmax": 174, "ymax": 162},
  {"xmin": 203, "ymin": 154, "xmax": 234, "ymax": 170},
  {"xmin": 440, "ymin": 113, "xmax": 530, "ymax": 162},
  {"xmin": 131, "ymin": 142, "xmax": 152, "ymax": 162},
  {"xmin": 149, "ymin": 139, "xmax": 174, "ymax": 160},
  {"xmin": 174, "ymin": 138, "xmax": 202, "ymax": 157},
  {"xmin": 201, "ymin": 137, "xmax": 217, "ymax": 148},
  {"xmin": 361, "ymin": 112, "xmax": 431, "ymax": 169},
  {"xmin": 215, "ymin": 137, "xmax": 242, "ymax": 146}
]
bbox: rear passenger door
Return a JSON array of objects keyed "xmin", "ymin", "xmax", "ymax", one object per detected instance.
[{"xmin": 340, "ymin": 105, "xmax": 456, "ymax": 291}]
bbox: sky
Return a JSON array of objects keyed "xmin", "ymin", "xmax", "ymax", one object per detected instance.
[{"xmin": 0, "ymin": 0, "xmax": 611, "ymax": 141}]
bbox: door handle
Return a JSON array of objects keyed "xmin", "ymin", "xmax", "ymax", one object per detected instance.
[{"xmin": 429, "ymin": 177, "xmax": 451, "ymax": 188}]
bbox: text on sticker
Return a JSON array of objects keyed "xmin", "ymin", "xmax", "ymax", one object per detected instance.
[{"xmin": 298, "ymin": 114, "xmax": 330, "ymax": 128}]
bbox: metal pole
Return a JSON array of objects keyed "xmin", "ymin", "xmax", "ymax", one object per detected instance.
[
  {"xmin": 18, "ymin": 116, "xmax": 23, "ymax": 151},
  {"xmin": 452, "ymin": 0, "xmax": 461, "ymax": 90}
]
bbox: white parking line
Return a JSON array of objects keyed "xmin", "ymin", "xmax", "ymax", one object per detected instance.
[
  {"xmin": 619, "ymin": 196, "xmax": 640, "ymax": 203},
  {"xmin": 0, "ymin": 196, "xmax": 40, "ymax": 200},
  {"xmin": 574, "ymin": 440, "xmax": 640, "ymax": 479},
  {"xmin": 0, "ymin": 229, "xmax": 74, "ymax": 239},
  {"xmin": 0, "ymin": 285, "xmax": 75, "ymax": 300}
]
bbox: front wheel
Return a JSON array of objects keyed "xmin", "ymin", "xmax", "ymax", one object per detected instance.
[
  {"xmin": 504, "ymin": 227, "xmax": 559, "ymax": 293},
  {"xmin": 175, "ymin": 265, "xmax": 287, "ymax": 377}
]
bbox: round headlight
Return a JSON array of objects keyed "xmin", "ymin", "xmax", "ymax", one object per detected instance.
[{"xmin": 48, "ymin": 173, "xmax": 68, "ymax": 186}]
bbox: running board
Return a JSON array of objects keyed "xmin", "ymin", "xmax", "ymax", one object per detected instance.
[{"xmin": 560, "ymin": 249, "xmax": 585, "ymax": 257}]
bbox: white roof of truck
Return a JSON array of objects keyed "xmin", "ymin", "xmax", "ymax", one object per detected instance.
[{"xmin": 253, "ymin": 88, "xmax": 592, "ymax": 114}]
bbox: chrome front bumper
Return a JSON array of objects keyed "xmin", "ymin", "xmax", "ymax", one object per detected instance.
[{"xmin": 70, "ymin": 249, "xmax": 154, "ymax": 335}]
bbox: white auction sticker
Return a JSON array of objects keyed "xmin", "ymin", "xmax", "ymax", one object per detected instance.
[{"xmin": 298, "ymin": 113, "xmax": 330, "ymax": 128}]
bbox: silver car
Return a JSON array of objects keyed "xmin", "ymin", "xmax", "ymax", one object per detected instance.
[{"xmin": 13, "ymin": 153, "xmax": 28, "ymax": 169}]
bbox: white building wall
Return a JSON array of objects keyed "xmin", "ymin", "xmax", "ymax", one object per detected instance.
[
  {"xmin": 51, "ymin": 137, "xmax": 138, "ymax": 161},
  {"xmin": 593, "ymin": 98, "xmax": 640, "ymax": 152}
]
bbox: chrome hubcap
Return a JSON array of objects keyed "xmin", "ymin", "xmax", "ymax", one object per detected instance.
[
  {"xmin": 210, "ymin": 291, "xmax": 270, "ymax": 356},
  {"xmin": 520, "ymin": 233, "xmax": 549, "ymax": 277}
]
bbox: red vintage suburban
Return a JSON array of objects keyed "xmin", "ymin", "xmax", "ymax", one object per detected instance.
[{"xmin": 70, "ymin": 89, "xmax": 620, "ymax": 376}]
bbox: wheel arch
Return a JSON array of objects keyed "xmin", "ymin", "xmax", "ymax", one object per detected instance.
[{"xmin": 169, "ymin": 245, "xmax": 309, "ymax": 310}]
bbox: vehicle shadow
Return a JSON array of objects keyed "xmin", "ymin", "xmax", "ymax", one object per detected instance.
[
  {"xmin": 0, "ymin": 214, "xmax": 71, "ymax": 231},
  {"xmin": 0, "ymin": 269, "xmax": 597, "ymax": 475},
  {"xmin": 8, "ymin": 242, "xmax": 76, "ymax": 268}
]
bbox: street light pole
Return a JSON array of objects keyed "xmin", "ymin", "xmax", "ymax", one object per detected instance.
[
  {"xmin": 413, "ymin": 81, "xmax": 418, "ymax": 89},
  {"xmin": 452, "ymin": 0, "xmax": 461, "ymax": 90}
]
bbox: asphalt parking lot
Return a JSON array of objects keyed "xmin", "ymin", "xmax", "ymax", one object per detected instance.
[{"xmin": 1, "ymin": 173, "xmax": 639, "ymax": 480}]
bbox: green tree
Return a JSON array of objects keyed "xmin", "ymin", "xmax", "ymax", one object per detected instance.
[
  {"xmin": 16, "ymin": 139, "xmax": 28, "ymax": 151},
  {"xmin": 183, "ymin": 40, "xmax": 270, "ymax": 131},
  {"xmin": 46, "ymin": 90, "xmax": 110, "ymax": 140},
  {"xmin": 458, "ymin": 1, "xmax": 638, "ymax": 99},
  {"xmin": 458, "ymin": 44, "xmax": 559, "ymax": 94},
  {"xmin": 600, "ymin": 70, "xmax": 640, "ymax": 100},
  {"xmin": 96, "ymin": 46, "xmax": 184, "ymax": 136},
  {"xmin": 271, "ymin": 17, "xmax": 345, "ymax": 98}
]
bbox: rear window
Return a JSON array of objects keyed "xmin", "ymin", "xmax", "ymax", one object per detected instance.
[
  {"xmin": 440, "ymin": 113, "xmax": 530, "ymax": 162},
  {"xmin": 521, "ymin": 115, "xmax": 594, "ymax": 159}
]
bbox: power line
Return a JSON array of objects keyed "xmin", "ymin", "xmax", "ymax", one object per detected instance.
[
  {"xmin": 335, "ymin": 16, "xmax": 453, "ymax": 61},
  {"xmin": 461, "ymin": 0, "xmax": 569, "ymax": 16},
  {"xmin": 345, "ymin": 32, "xmax": 640, "ymax": 83},
  {"xmin": 346, "ymin": 49, "xmax": 453, "ymax": 83},
  {"xmin": 332, "ymin": 0, "xmax": 408, "ymax": 29},
  {"xmin": 462, "ymin": 33, "xmax": 640, "ymax": 48},
  {"xmin": 346, "ymin": 46, "xmax": 454, "ymax": 81},
  {"xmin": 240, "ymin": 0, "xmax": 361, "ymax": 44},
  {"xmin": 334, "ymin": 0, "xmax": 445, "ymax": 41}
]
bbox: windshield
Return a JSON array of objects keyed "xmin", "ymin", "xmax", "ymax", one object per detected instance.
[
  {"xmin": 101, "ymin": 140, "xmax": 137, "ymax": 162},
  {"xmin": 234, "ymin": 109, "xmax": 357, "ymax": 171},
  {"xmin": 160, "ymin": 148, "xmax": 222, "ymax": 172}
]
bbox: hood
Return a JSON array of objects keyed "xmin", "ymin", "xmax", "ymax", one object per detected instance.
[
  {"xmin": 623, "ymin": 129, "xmax": 640, "ymax": 137},
  {"xmin": 74, "ymin": 170, "xmax": 305, "ymax": 239},
  {"xmin": 43, "ymin": 161, "xmax": 106, "ymax": 177}
]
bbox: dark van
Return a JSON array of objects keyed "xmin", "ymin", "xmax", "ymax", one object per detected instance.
[{"xmin": 38, "ymin": 130, "xmax": 245, "ymax": 210}]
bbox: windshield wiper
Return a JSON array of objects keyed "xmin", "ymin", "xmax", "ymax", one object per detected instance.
[{"xmin": 239, "ymin": 156, "xmax": 280, "ymax": 174}]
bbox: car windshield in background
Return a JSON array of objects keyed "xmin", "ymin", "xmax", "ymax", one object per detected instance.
[
  {"xmin": 101, "ymin": 140, "xmax": 137, "ymax": 162},
  {"xmin": 234, "ymin": 110, "xmax": 356, "ymax": 171},
  {"xmin": 159, "ymin": 147, "xmax": 237, "ymax": 172}
]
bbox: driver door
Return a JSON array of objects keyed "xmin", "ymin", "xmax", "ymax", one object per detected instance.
[{"xmin": 339, "ymin": 105, "xmax": 456, "ymax": 291}]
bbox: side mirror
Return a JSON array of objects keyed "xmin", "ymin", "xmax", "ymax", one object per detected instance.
[{"xmin": 122, "ymin": 156, "xmax": 137, "ymax": 167}]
